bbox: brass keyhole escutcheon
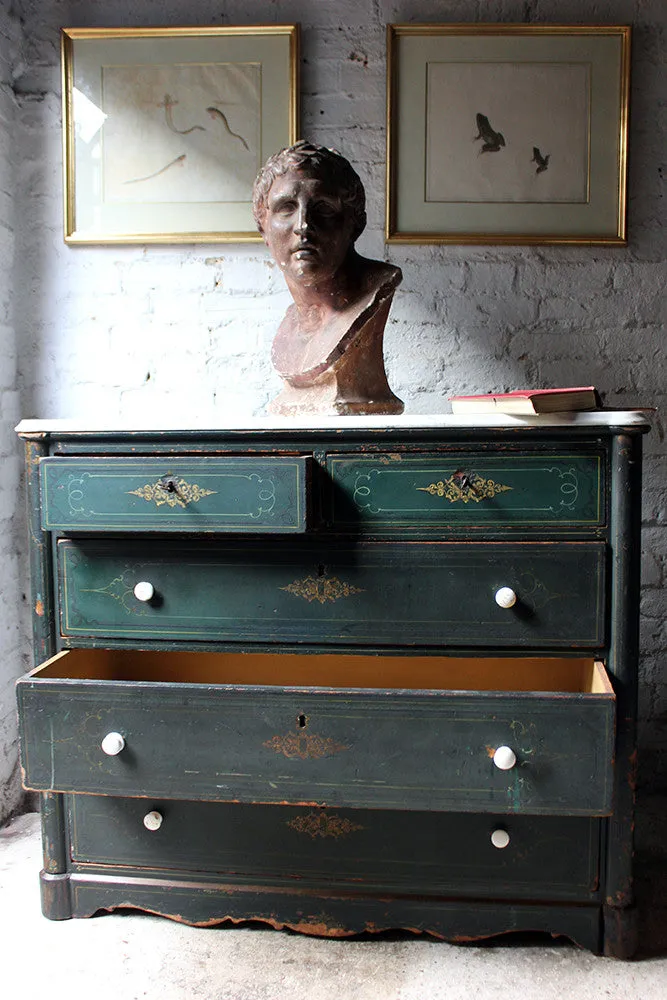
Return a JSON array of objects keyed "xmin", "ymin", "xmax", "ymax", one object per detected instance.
[
  {"xmin": 158, "ymin": 475, "xmax": 179, "ymax": 495},
  {"xmin": 452, "ymin": 470, "xmax": 478, "ymax": 494},
  {"xmin": 297, "ymin": 713, "xmax": 308, "ymax": 729}
]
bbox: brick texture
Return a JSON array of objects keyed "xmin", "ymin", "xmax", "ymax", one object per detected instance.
[
  {"xmin": 0, "ymin": 0, "xmax": 665, "ymax": 822},
  {"xmin": 0, "ymin": 0, "xmax": 23, "ymax": 823}
]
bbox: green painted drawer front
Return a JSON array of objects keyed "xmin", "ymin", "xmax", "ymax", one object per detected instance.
[
  {"xmin": 326, "ymin": 452, "xmax": 604, "ymax": 529},
  {"xmin": 18, "ymin": 661, "xmax": 614, "ymax": 815},
  {"xmin": 68, "ymin": 796, "xmax": 601, "ymax": 901},
  {"xmin": 58, "ymin": 539, "xmax": 605, "ymax": 647},
  {"xmin": 40, "ymin": 457, "xmax": 308, "ymax": 532}
]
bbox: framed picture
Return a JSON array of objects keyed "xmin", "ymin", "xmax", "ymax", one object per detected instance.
[
  {"xmin": 62, "ymin": 25, "xmax": 299, "ymax": 244},
  {"xmin": 386, "ymin": 24, "xmax": 630, "ymax": 245}
]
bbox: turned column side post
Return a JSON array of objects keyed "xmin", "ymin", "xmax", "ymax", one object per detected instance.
[
  {"xmin": 603, "ymin": 430, "xmax": 644, "ymax": 957},
  {"xmin": 21, "ymin": 435, "xmax": 71, "ymax": 917}
]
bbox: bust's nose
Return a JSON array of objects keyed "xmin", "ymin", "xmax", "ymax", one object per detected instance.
[{"xmin": 293, "ymin": 199, "xmax": 312, "ymax": 236}]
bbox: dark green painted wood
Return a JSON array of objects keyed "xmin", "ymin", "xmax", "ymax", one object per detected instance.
[
  {"xmin": 57, "ymin": 538, "xmax": 606, "ymax": 647},
  {"xmin": 603, "ymin": 902, "xmax": 639, "ymax": 959},
  {"xmin": 40, "ymin": 791, "xmax": 68, "ymax": 874},
  {"xmin": 15, "ymin": 418, "xmax": 648, "ymax": 953},
  {"xmin": 326, "ymin": 452, "xmax": 604, "ymax": 529},
  {"xmin": 62, "ymin": 873, "xmax": 604, "ymax": 951},
  {"xmin": 17, "ymin": 665, "xmax": 614, "ymax": 814},
  {"xmin": 68, "ymin": 796, "xmax": 601, "ymax": 900},
  {"xmin": 24, "ymin": 439, "xmax": 56, "ymax": 663},
  {"xmin": 605, "ymin": 434, "xmax": 643, "ymax": 916},
  {"xmin": 21, "ymin": 439, "xmax": 70, "ymax": 883},
  {"xmin": 40, "ymin": 873, "xmax": 73, "ymax": 920},
  {"xmin": 40, "ymin": 456, "xmax": 309, "ymax": 532}
]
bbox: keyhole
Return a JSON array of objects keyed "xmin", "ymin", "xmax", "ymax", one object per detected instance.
[
  {"xmin": 297, "ymin": 714, "xmax": 308, "ymax": 729},
  {"xmin": 159, "ymin": 475, "xmax": 178, "ymax": 494},
  {"xmin": 453, "ymin": 470, "xmax": 477, "ymax": 494},
  {"xmin": 317, "ymin": 564, "xmax": 325, "ymax": 577}
]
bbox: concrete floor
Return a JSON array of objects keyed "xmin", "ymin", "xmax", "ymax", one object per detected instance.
[{"xmin": 2, "ymin": 810, "xmax": 667, "ymax": 1000}]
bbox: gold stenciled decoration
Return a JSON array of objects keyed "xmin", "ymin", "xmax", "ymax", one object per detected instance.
[
  {"xmin": 516, "ymin": 569, "xmax": 563, "ymax": 610},
  {"xmin": 263, "ymin": 731, "xmax": 350, "ymax": 760},
  {"xmin": 128, "ymin": 478, "xmax": 216, "ymax": 509},
  {"xmin": 80, "ymin": 573, "xmax": 146, "ymax": 615},
  {"xmin": 417, "ymin": 474, "xmax": 512, "ymax": 504},
  {"xmin": 281, "ymin": 575, "xmax": 364, "ymax": 604},
  {"xmin": 287, "ymin": 811, "xmax": 364, "ymax": 839}
]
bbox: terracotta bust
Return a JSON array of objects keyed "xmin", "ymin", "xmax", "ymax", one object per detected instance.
[{"xmin": 252, "ymin": 140, "xmax": 404, "ymax": 416}]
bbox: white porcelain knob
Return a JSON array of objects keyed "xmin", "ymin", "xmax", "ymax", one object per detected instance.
[
  {"xmin": 491, "ymin": 828, "xmax": 511, "ymax": 850},
  {"xmin": 143, "ymin": 811, "xmax": 163, "ymax": 832},
  {"xmin": 494, "ymin": 586, "xmax": 517, "ymax": 609},
  {"xmin": 493, "ymin": 745, "xmax": 517, "ymax": 771},
  {"xmin": 133, "ymin": 581, "xmax": 155, "ymax": 602},
  {"xmin": 101, "ymin": 732, "xmax": 125, "ymax": 756}
]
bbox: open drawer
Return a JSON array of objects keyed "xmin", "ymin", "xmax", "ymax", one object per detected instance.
[{"xmin": 17, "ymin": 650, "xmax": 615, "ymax": 816}]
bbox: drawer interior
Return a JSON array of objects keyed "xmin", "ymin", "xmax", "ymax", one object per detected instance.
[{"xmin": 34, "ymin": 649, "xmax": 612, "ymax": 694}]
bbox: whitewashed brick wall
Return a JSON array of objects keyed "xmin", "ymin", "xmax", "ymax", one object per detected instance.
[
  {"xmin": 0, "ymin": 0, "xmax": 22, "ymax": 822},
  {"xmin": 0, "ymin": 0, "xmax": 664, "ymax": 822}
]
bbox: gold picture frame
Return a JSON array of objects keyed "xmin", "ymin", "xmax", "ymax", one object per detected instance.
[
  {"xmin": 62, "ymin": 25, "xmax": 299, "ymax": 244},
  {"xmin": 386, "ymin": 24, "xmax": 630, "ymax": 245}
]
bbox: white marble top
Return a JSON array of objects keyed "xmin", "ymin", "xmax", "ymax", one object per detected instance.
[{"xmin": 15, "ymin": 411, "xmax": 653, "ymax": 434}]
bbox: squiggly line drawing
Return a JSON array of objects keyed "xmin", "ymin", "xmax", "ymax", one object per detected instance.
[
  {"xmin": 160, "ymin": 94, "xmax": 206, "ymax": 134},
  {"xmin": 123, "ymin": 154, "xmax": 186, "ymax": 185},
  {"xmin": 206, "ymin": 106, "xmax": 249, "ymax": 150}
]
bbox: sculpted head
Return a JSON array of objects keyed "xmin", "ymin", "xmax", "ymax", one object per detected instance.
[{"xmin": 252, "ymin": 141, "xmax": 367, "ymax": 287}]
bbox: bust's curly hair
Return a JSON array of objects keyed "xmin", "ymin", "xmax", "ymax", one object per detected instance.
[{"xmin": 252, "ymin": 140, "xmax": 367, "ymax": 242}]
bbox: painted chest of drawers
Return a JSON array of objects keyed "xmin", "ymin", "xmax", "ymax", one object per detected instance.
[{"xmin": 15, "ymin": 413, "xmax": 649, "ymax": 956}]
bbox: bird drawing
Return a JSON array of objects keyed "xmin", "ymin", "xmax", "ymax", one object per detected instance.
[
  {"xmin": 532, "ymin": 147, "xmax": 550, "ymax": 173},
  {"xmin": 474, "ymin": 113, "xmax": 505, "ymax": 153}
]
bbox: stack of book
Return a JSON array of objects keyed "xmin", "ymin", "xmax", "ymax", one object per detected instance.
[{"xmin": 449, "ymin": 386, "xmax": 601, "ymax": 415}]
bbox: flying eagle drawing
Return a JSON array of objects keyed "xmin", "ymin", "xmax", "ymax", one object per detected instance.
[
  {"xmin": 532, "ymin": 147, "xmax": 550, "ymax": 173},
  {"xmin": 474, "ymin": 113, "xmax": 505, "ymax": 153}
]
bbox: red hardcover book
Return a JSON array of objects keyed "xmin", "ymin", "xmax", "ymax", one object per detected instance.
[{"xmin": 449, "ymin": 386, "xmax": 601, "ymax": 415}]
